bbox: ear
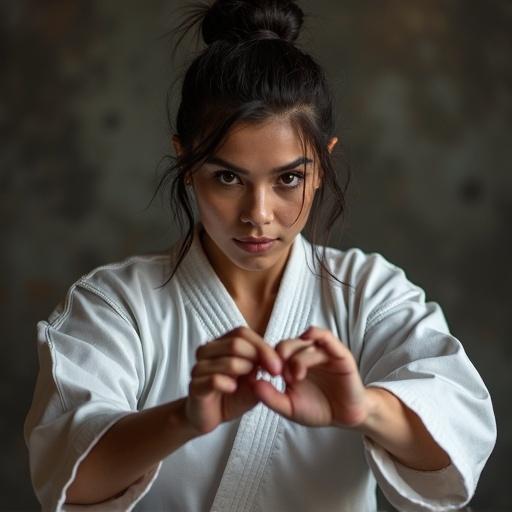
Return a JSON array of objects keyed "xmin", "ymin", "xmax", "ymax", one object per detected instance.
[
  {"xmin": 314, "ymin": 137, "xmax": 338, "ymax": 190},
  {"xmin": 172, "ymin": 134, "xmax": 183, "ymax": 158},
  {"xmin": 327, "ymin": 136, "xmax": 338, "ymax": 154},
  {"xmin": 314, "ymin": 167, "xmax": 323, "ymax": 190},
  {"xmin": 172, "ymin": 135, "xmax": 193, "ymax": 186}
]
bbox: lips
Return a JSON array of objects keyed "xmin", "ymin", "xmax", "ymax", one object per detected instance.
[
  {"xmin": 235, "ymin": 237, "xmax": 276, "ymax": 243},
  {"xmin": 234, "ymin": 238, "xmax": 276, "ymax": 254}
]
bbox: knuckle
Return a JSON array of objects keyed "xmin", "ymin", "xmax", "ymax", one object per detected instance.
[
  {"xmin": 189, "ymin": 377, "xmax": 201, "ymax": 393},
  {"xmin": 276, "ymin": 344, "xmax": 285, "ymax": 356},
  {"xmin": 210, "ymin": 374, "xmax": 222, "ymax": 388},
  {"xmin": 229, "ymin": 337, "xmax": 243, "ymax": 352},
  {"xmin": 227, "ymin": 357, "xmax": 241, "ymax": 373},
  {"xmin": 231, "ymin": 326, "xmax": 247, "ymax": 336},
  {"xmin": 191, "ymin": 363, "xmax": 201, "ymax": 377}
]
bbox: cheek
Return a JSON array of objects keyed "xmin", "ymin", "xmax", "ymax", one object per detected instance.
[
  {"xmin": 195, "ymin": 189, "xmax": 235, "ymax": 221},
  {"xmin": 279, "ymin": 201, "xmax": 305, "ymax": 225},
  {"xmin": 280, "ymin": 191, "xmax": 315, "ymax": 222}
]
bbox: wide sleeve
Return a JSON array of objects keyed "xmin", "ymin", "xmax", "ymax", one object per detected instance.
[
  {"xmin": 23, "ymin": 280, "xmax": 163, "ymax": 511},
  {"xmin": 354, "ymin": 256, "xmax": 497, "ymax": 512}
]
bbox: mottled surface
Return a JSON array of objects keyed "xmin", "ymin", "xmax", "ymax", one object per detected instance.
[{"xmin": 1, "ymin": 0, "xmax": 510, "ymax": 509}]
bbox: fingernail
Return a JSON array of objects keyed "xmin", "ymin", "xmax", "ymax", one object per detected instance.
[{"xmin": 271, "ymin": 358, "xmax": 281, "ymax": 374}]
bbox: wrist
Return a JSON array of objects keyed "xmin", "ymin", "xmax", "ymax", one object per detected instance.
[
  {"xmin": 352, "ymin": 387, "xmax": 387, "ymax": 435},
  {"xmin": 166, "ymin": 397, "xmax": 203, "ymax": 442}
]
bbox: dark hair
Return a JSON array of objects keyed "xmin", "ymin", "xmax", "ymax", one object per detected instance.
[{"xmin": 153, "ymin": 0, "xmax": 353, "ymax": 290}]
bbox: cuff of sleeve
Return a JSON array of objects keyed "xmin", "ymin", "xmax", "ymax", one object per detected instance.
[
  {"xmin": 363, "ymin": 381, "xmax": 472, "ymax": 512},
  {"xmin": 363, "ymin": 435, "xmax": 468, "ymax": 512},
  {"xmin": 55, "ymin": 411, "xmax": 163, "ymax": 512}
]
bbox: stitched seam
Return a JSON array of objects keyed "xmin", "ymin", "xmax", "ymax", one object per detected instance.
[
  {"xmin": 364, "ymin": 284, "xmax": 424, "ymax": 336},
  {"xmin": 48, "ymin": 280, "xmax": 146, "ymax": 407},
  {"xmin": 50, "ymin": 283, "xmax": 79, "ymax": 329},
  {"xmin": 45, "ymin": 325, "xmax": 70, "ymax": 410},
  {"xmin": 75, "ymin": 281, "xmax": 146, "ymax": 403},
  {"xmin": 81, "ymin": 254, "xmax": 171, "ymax": 281},
  {"xmin": 174, "ymin": 273, "xmax": 208, "ymax": 343},
  {"xmin": 183, "ymin": 300, "xmax": 214, "ymax": 340},
  {"xmin": 76, "ymin": 280, "xmax": 135, "ymax": 329},
  {"xmin": 364, "ymin": 297, "xmax": 407, "ymax": 335}
]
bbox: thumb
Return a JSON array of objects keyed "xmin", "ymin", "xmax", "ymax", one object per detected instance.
[
  {"xmin": 299, "ymin": 325, "xmax": 314, "ymax": 339},
  {"xmin": 252, "ymin": 379, "xmax": 292, "ymax": 418}
]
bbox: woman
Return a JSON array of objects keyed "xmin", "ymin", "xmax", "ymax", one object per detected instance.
[{"xmin": 24, "ymin": 1, "xmax": 496, "ymax": 511}]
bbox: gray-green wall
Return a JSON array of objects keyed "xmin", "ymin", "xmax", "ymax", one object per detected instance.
[{"xmin": 2, "ymin": 1, "xmax": 510, "ymax": 509}]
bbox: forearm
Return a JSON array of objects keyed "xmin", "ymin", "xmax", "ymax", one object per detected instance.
[
  {"xmin": 65, "ymin": 397, "xmax": 200, "ymax": 505},
  {"xmin": 356, "ymin": 387, "xmax": 451, "ymax": 471}
]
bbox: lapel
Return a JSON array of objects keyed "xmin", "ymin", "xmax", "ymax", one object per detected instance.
[{"xmin": 177, "ymin": 223, "xmax": 318, "ymax": 511}]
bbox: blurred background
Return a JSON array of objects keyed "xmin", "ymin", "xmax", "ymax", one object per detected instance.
[{"xmin": 1, "ymin": 0, "xmax": 511, "ymax": 510}]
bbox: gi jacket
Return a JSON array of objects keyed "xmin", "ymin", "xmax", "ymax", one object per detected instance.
[{"xmin": 24, "ymin": 223, "xmax": 496, "ymax": 511}]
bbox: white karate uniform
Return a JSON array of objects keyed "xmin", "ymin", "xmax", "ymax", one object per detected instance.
[{"xmin": 24, "ymin": 222, "xmax": 496, "ymax": 511}]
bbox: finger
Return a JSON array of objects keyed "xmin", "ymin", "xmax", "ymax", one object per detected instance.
[
  {"xmin": 196, "ymin": 335, "xmax": 259, "ymax": 362},
  {"xmin": 299, "ymin": 326, "xmax": 347, "ymax": 359},
  {"xmin": 237, "ymin": 326, "xmax": 282, "ymax": 375},
  {"xmin": 252, "ymin": 379, "xmax": 293, "ymax": 418},
  {"xmin": 288, "ymin": 335, "xmax": 355, "ymax": 381},
  {"xmin": 275, "ymin": 338, "xmax": 315, "ymax": 362},
  {"xmin": 286, "ymin": 345, "xmax": 331, "ymax": 381},
  {"xmin": 191, "ymin": 356, "xmax": 254, "ymax": 378},
  {"xmin": 207, "ymin": 326, "xmax": 280, "ymax": 375},
  {"xmin": 189, "ymin": 374, "xmax": 237, "ymax": 397}
]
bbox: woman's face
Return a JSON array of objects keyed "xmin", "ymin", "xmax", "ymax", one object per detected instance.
[{"xmin": 173, "ymin": 117, "xmax": 337, "ymax": 275}]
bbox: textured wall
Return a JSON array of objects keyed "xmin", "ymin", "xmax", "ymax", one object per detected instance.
[{"xmin": 2, "ymin": 1, "xmax": 510, "ymax": 509}]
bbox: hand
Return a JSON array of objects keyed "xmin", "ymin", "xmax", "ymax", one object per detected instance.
[
  {"xmin": 185, "ymin": 326, "xmax": 282, "ymax": 434},
  {"xmin": 252, "ymin": 326, "xmax": 370, "ymax": 428}
]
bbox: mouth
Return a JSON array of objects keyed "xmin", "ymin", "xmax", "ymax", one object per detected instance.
[
  {"xmin": 233, "ymin": 238, "xmax": 277, "ymax": 253},
  {"xmin": 235, "ymin": 237, "xmax": 277, "ymax": 243}
]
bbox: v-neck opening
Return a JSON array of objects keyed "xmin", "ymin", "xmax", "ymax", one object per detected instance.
[
  {"xmin": 176, "ymin": 223, "xmax": 317, "ymax": 344},
  {"xmin": 196, "ymin": 223, "xmax": 287, "ymax": 312}
]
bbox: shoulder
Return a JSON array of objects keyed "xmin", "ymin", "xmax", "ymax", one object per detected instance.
[
  {"xmin": 320, "ymin": 245, "xmax": 397, "ymax": 278},
  {"xmin": 307, "ymin": 241, "xmax": 426, "ymax": 316},
  {"xmin": 48, "ymin": 251, "xmax": 174, "ymax": 327},
  {"xmin": 78, "ymin": 252, "xmax": 172, "ymax": 295},
  {"xmin": 305, "ymin": 242, "xmax": 437, "ymax": 350},
  {"xmin": 312, "ymin": 243, "xmax": 412, "ymax": 289}
]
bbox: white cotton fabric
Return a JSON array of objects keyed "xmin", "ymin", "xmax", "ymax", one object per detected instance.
[{"xmin": 24, "ymin": 222, "xmax": 496, "ymax": 511}]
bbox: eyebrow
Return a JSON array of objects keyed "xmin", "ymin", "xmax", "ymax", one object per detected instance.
[{"xmin": 205, "ymin": 156, "xmax": 313, "ymax": 175}]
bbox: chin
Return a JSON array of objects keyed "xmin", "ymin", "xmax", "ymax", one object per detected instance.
[{"xmin": 232, "ymin": 252, "xmax": 276, "ymax": 270}]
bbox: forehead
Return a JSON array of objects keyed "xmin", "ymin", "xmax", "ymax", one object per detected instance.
[{"xmin": 215, "ymin": 118, "xmax": 311, "ymax": 160}]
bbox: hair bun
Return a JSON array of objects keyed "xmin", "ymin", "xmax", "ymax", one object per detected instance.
[{"xmin": 202, "ymin": 0, "xmax": 304, "ymax": 46}]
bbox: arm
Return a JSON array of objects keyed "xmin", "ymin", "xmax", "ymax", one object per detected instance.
[
  {"xmin": 356, "ymin": 387, "xmax": 451, "ymax": 471},
  {"xmin": 66, "ymin": 398, "xmax": 199, "ymax": 505},
  {"xmin": 253, "ymin": 329, "xmax": 449, "ymax": 471},
  {"xmin": 26, "ymin": 281, "xmax": 281, "ymax": 509},
  {"xmin": 66, "ymin": 325, "xmax": 280, "ymax": 505}
]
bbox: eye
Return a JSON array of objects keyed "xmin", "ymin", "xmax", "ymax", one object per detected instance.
[
  {"xmin": 280, "ymin": 172, "xmax": 305, "ymax": 188},
  {"xmin": 213, "ymin": 170, "xmax": 241, "ymax": 186},
  {"xmin": 212, "ymin": 169, "xmax": 306, "ymax": 189}
]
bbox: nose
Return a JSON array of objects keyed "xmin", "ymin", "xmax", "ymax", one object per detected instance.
[{"xmin": 239, "ymin": 185, "xmax": 274, "ymax": 226}]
